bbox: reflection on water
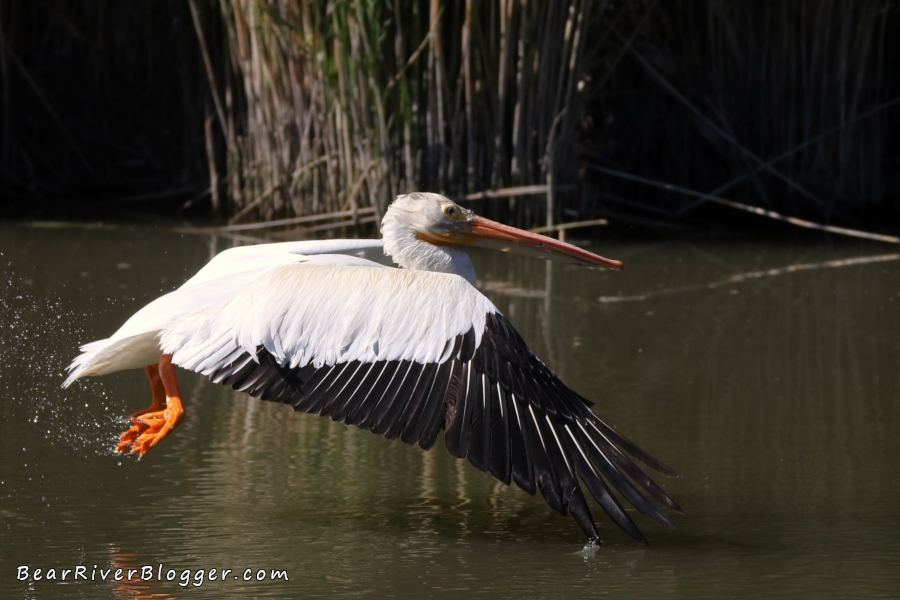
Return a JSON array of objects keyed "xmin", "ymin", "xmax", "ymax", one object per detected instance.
[
  {"xmin": 110, "ymin": 550, "xmax": 177, "ymax": 600},
  {"xmin": 2, "ymin": 224, "xmax": 899, "ymax": 599}
]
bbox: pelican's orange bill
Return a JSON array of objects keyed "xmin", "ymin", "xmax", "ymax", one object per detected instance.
[{"xmin": 461, "ymin": 216, "xmax": 624, "ymax": 270}]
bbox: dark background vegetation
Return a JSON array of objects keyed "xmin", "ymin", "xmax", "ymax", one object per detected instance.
[
  {"xmin": 1, "ymin": 0, "xmax": 898, "ymax": 233},
  {"xmin": 0, "ymin": 1, "xmax": 220, "ymax": 217}
]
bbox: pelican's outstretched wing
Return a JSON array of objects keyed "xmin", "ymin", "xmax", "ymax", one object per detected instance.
[{"xmin": 166, "ymin": 262, "xmax": 680, "ymax": 542}]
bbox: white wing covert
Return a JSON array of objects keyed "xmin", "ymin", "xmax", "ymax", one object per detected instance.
[{"xmin": 162, "ymin": 265, "xmax": 497, "ymax": 373}]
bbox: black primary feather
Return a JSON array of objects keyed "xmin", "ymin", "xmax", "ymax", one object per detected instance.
[{"xmin": 200, "ymin": 312, "xmax": 680, "ymax": 543}]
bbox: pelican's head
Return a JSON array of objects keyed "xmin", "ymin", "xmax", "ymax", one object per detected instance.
[{"xmin": 382, "ymin": 192, "xmax": 623, "ymax": 274}]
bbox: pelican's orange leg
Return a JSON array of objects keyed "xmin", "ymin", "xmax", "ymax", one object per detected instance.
[
  {"xmin": 115, "ymin": 365, "xmax": 167, "ymax": 452},
  {"xmin": 115, "ymin": 355, "xmax": 185, "ymax": 458}
]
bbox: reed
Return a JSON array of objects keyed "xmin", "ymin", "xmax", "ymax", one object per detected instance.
[
  {"xmin": 1, "ymin": 1, "xmax": 896, "ymax": 231},
  {"xmin": 214, "ymin": 0, "xmax": 603, "ymax": 227}
]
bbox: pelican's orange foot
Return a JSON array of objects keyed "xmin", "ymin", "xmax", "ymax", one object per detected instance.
[
  {"xmin": 115, "ymin": 419, "xmax": 147, "ymax": 453},
  {"xmin": 116, "ymin": 399, "xmax": 184, "ymax": 457},
  {"xmin": 114, "ymin": 356, "xmax": 184, "ymax": 458}
]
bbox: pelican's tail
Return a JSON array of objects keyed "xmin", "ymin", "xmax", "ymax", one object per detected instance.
[{"xmin": 63, "ymin": 332, "xmax": 162, "ymax": 388}]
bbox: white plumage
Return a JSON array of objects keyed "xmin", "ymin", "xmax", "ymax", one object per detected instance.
[
  {"xmin": 64, "ymin": 192, "xmax": 680, "ymax": 544},
  {"xmin": 164, "ymin": 264, "xmax": 496, "ymax": 373}
]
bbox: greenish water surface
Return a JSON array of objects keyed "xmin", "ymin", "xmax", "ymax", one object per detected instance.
[{"xmin": 1, "ymin": 224, "xmax": 898, "ymax": 598}]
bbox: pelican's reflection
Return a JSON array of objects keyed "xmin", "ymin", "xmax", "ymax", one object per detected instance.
[{"xmin": 110, "ymin": 550, "xmax": 176, "ymax": 600}]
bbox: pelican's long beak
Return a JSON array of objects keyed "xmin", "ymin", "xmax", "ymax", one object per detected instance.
[{"xmin": 451, "ymin": 215, "xmax": 624, "ymax": 270}]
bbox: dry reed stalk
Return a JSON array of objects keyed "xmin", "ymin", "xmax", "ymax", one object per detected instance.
[
  {"xmin": 460, "ymin": 184, "xmax": 557, "ymax": 200},
  {"xmin": 531, "ymin": 218, "xmax": 608, "ymax": 234},
  {"xmin": 204, "ymin": 113, "xmax": 221, "ymax": 211},
  {"xmin": 198, "ymin": 206, "xmax": 377, "ymax": 233},
  {"xmin": 599, "ymin": 253, "xmax": 900, "ymax": 304},
  {"xmin": 589, "ymin": 163, "xmax": 900, "ymax": 245}
]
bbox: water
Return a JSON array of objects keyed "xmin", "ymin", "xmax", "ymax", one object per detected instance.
[{"xmin": 2, "ymin": 223, "xmax": 899, "ymax": 598}]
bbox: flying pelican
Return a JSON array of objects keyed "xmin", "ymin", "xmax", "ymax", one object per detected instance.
[{"xmin": 65, "ymin": 192, "xmax": 680, "ymax": 544}]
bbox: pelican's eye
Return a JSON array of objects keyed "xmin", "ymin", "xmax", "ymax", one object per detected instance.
[{"xmin": 442, "ymin": 203, "xmax": 464, "ymax": 222}]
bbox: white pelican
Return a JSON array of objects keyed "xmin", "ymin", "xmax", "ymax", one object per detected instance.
[{"xmin": 65, "ymin": 192, "xmax": 680, "ymax": 543}]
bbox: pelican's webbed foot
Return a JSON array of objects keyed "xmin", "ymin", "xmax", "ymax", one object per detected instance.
[{"xmin": 115, "ymin": 355, "xmax": 184, "ymax": 458}]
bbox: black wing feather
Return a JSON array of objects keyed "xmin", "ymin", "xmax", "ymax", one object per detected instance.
[
  {"xmin": 466, "ymin": 373, "xmax": 489, "ymax": 471},
  {"xmin": 489, "ymin": 382, "xmax": 511, "ymax": 485},
  {"xmin": 371, "ymin": 360, "xmax": 424, "ymax": 436},
  {"xmin": 201, "ymin": 313, "xmax": 679, "ymax": 542},
  {"xmin": 346, "ymin": 361, "xmax": 400, "ymax": 426},
  {"xmin": 415, "ymin": 360, "xmax": 458, "ymax": 450},
  {"xmin": 561, "ymin": 429, "xmax": 647, "ymax": 544},
  {"xmin": 409, "ymin": 360, "xmax": 462, "ymax": 450},
  {"xmin": 522, "ymin": 404, "xmax": 566, "ymax": 514},
  {"xmin": 396, "ymin": 361, "xmax": 442, "ymax": 444},
  {"xmin": 330, "ymin": 362, "xmax": 382, "ymax": 422},
  {"xmin": 507, "ymin": 396, "xmax": 536, "ymax": 495},
  {"xmin": 360, "ymin": 360, "xmax": 412, "ymax": 429},
  {"xmin": 385, "ymin": 360, "xmax": 436, "ymax": 439}
]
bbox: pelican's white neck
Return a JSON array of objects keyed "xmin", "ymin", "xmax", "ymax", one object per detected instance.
[{"xmin": 381, "ymin": 206, "xmax": 477, "ymax": 284}]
